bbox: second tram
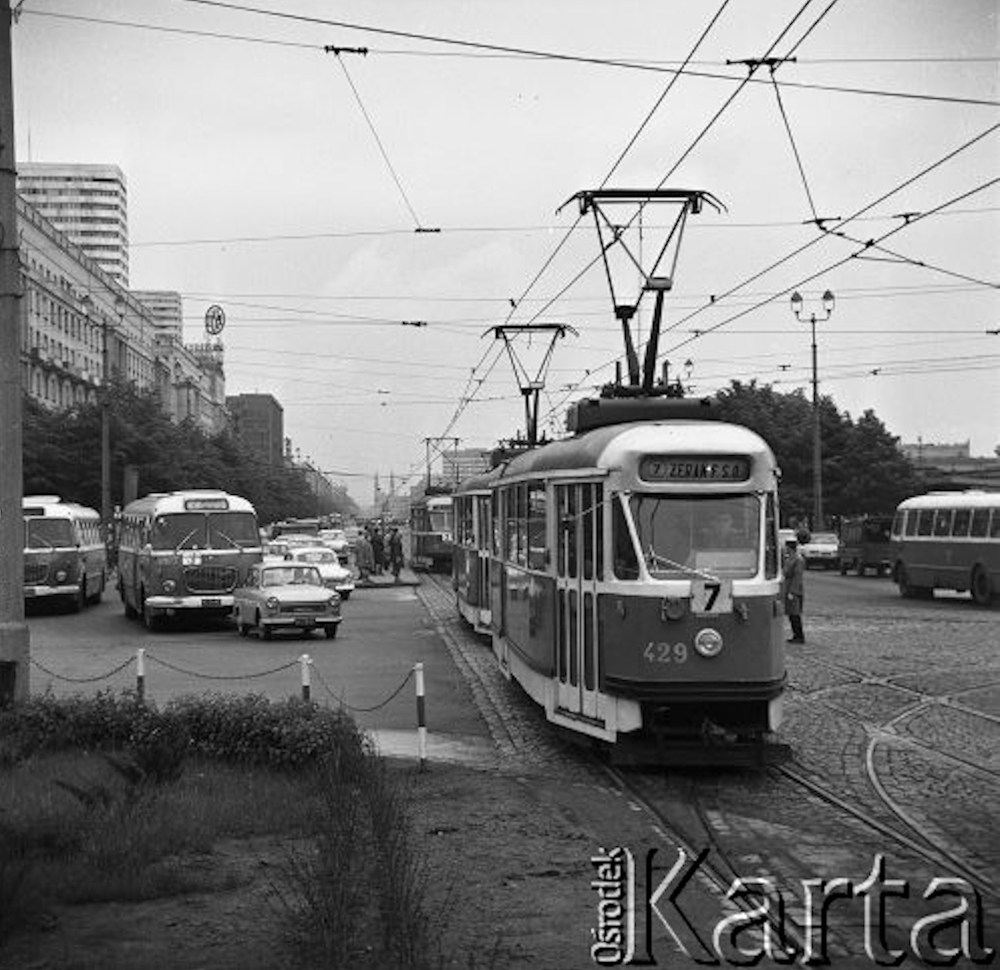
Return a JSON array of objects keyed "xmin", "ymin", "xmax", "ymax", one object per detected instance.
[
  {"xmin": 117, "ymin": 490, "xmax": 262, "ymax": 629},
  {"xmin": 409, "ymin": 489, "xmax": 455, "ymax": 573},
  {"xmin": 453, "ymin": 397, "xmax": 787, "ymax": 764}
]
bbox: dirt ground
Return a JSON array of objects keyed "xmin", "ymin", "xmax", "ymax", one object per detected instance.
[{"xmin": 0, "ymin": 756, "xmax": 668, "ymax": 970}]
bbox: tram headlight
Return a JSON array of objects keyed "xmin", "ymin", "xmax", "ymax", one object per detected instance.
[
  {"xmin": 694, "ymin": 628, "xmax": 724, "ymax": 658},
  {"xmin": 162, "ymin": 579, "xmax": 176, "ymax": 594}
]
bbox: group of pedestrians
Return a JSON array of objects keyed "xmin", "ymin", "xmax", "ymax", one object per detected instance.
[{"xmin": 353, "ymin": 525, "xmax": 405, "ymax": 583}]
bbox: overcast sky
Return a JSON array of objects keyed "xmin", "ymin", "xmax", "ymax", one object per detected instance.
[{"xmin": 12, "ymin": 0, "xmax": 999, "ymax": 505}]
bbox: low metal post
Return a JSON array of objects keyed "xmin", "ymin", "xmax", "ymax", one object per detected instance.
[
  {"xmin": 136, "ymin": 647, "xmax": 145, "ymax": 702},
  {"xmin": 300, "ymin": 653, "xmax": 311, "ymax": 702},
  {"xmin": 414, "ymin": 661, "xmax": 427, "ymax": 771}
]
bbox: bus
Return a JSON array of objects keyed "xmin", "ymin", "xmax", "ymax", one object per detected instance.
[
  {"xmin": 889, "ymin": 491, "xmax": 1000, "ymax": 605},
  {"xmin": 23, "ymin": 496, "xmax": 107, "ymax": 611},
  {"xmin": 117, "ymin": 490, "xmax": 263, "ymax": 629}
]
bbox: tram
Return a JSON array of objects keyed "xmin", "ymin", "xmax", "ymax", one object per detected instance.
[
  {"xmin": 409, "ymin": 488, "xmax": 455, "ymax": 573},
  {"xmin": 453, "ymin": 396, "xmax": 787, "ymax": 764}
]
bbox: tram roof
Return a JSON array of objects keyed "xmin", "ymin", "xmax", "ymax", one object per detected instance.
[{"xmin": 469, "ymin": 420, "xmax": 774, "ymax": 484}]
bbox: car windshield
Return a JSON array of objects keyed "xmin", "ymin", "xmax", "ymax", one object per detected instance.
[
  {"xmin": 151, "ymin": 512, "xmax": 259, "ymax": 550},
  {"xmin": 261, "ymin": 566, "xmax": 322, "ymax": 587},
  {"xmin": 297, "ymin": 550, "xmax": 335, "ymax": 563},
  {"xmin": 25, "ymin": 518, "xmax": 74, "ymax": 549},
  {"xmin": 620, "ymin": 494, "xmax": 761, "ymax": 579}
]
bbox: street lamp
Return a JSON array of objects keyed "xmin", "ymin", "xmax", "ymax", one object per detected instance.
[{"xmin": 790, "ymin": 288, "xmax": 835, "ymax": 532}]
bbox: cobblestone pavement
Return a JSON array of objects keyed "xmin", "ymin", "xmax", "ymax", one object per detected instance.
[{"xmin": 417, "ymin": 575, "xmax": 999, "ymax": 966}]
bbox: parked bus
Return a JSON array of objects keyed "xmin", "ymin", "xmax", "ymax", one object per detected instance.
[
  {"xmin": 889, "ymin": 491, "xmax": 1000, "ymax": 605},
  {"xmin": 23, "ymin": 495, "xmax": 107, "ymax": 611},
  {"xmin": 838, "ymin": 514, "xmax": 893, "ymax": 576},
  {"xmin": 117, "ymin": 490, "xmax": 262, "ymax": 629}
]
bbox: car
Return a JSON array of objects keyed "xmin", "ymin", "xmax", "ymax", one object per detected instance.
[
  {"xmin": 286, "ymin": 546, "xmax": 355, "ymax": 600},
  {"xmin": 318, "ymin": 528, "xmax": 351, "ymax": 564},
  {"xmin": 800, "ymin": 531, "xmax": 839, "ymax": 569},
  {"xmin": 232, "ymin": 562, "xmax": 342, "ymax": 639},
  {"xmin": 280, "ymin": 533, "xmax": 323, "ymax": 550}
]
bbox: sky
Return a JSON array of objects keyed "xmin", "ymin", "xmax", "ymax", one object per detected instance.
[{"xmin": 11, "ymin": 0, "xmax": 1000, "ymax": 506}]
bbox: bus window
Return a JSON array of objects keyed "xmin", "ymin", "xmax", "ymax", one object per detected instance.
[
  {"xmin": 917, "ymin": 511, "xmax": 934, "ymax": 537},
  {"xmin": 989, "ymin": 510, "xmax": 1000, "ymax": 539},
  {"xmin": 905, "ymin": 511, "xmax": 919, "ymax": 537},
  {"xmin": 933, "ymin": 509, "xmax": 953, "ymax": 537},
  {"xmin": 970, "ymin": 508, "xmax": 990, "ymax": 538},
  {"xmin": 25, "ymin": 518, "xmax": 74, "ymax": 548},
  {"xmin": 952, "ymin": 508, "xmax": 972, "ymax": 537},
  {"xmin": 208, "ymin": 511, "xmax": 260, "ymax": 549},
  {"xmin": 892, "ymin": 511, "xmax": 905, "ymax": 538}
]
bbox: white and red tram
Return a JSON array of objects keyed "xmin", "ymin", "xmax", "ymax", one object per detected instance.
[{"xmin": 453, "ymin": 397, "xmax": 787, "ymax": 764}]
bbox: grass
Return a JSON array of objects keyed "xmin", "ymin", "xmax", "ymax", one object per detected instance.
[{"xmin": 0, "ymin": 690, "xmax": 460, "ymax": 970}]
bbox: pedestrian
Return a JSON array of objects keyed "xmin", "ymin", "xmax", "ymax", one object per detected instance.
[
  {"xmin": 388, "ymin": 527, "xmax": 404, "ymax": 581},
  {"xmin": 370, "ymin": 529, "xmax": 385, "ymax": 575},
  {"xmin": 782, "ymin": 537, "xmax": 806, "ymax": 643},
  {"xmin": 355, "ymin": 531, "xmax": 374, "ymax": 583}
]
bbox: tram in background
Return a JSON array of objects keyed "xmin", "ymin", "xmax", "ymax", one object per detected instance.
[
  {"xmin": 22, "ymin": 495, "xmax": 107, "ymax": 611},
  {"xmin": 452, "ymin": 396, "xmax": 787, "ymax": 765},
  {"xmin": 890, "ymin": 491, "xmax": 1000, "ymax": 605},
  {"xmin": 409, "ymin": 488, "xmax": 455, "ymax": 573},
  {"xmin": 117, "ymin": 490, "xmax": 262, "ymax": 629}
]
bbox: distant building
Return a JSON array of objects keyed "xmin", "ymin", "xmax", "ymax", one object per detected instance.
[
  {"xmin": 133, "ymin": 290, "xmax": 183, "ymax": 341},
  {"xmin": 17, "ymin": 163, "xmax": 130, "ymax": 287},
  {"xmin": 901, "ymin": 440, "xmax": 970, "ymax": 463},
  {"xmin": 441, "ymin": 448, "xmax": 492, "ymax": 485},
  {"xmin": 227, "ymin": 393, "xmax": 284, "ymax": 468},
  {"xmin": 903, "ymin": 440, "xmax": 1000, "ymax": 491}
]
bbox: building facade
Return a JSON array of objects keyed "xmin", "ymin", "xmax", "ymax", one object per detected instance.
[
  {"xmin": 227, "ymin": 393, "xmax": 284, "ymax": 468},
  {"xmin": 17, "ymin": 163, "xmax": 130, "ymax": 287},
  {"xmin": 133, "ymin": 289, "xmax": 184, "ymax": 341}
]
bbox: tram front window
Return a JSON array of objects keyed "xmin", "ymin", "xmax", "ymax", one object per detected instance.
[{"xmin": 625, "ymin": 494, "xmax": 761, "ymax": 579}]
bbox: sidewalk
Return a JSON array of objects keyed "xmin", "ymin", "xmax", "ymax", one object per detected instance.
[{"xmin": 353, "ymin": 564, "xmax": 423, "ymax": 589}]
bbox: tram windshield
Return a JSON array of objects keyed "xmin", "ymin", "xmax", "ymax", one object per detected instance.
[
  {"xmin": 150, "ymin": 511, "xmax": 260, "ymax": 551},
  {"xmin": 617, "ymin": 494, "xmax": 761, "ymax": 579}
]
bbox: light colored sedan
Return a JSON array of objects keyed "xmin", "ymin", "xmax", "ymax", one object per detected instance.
[
  {"xmin": 232, "ymin": 562, "xmax": 342, "ymax": 639},
  {"xmin": 286, "ymin": 546, "xmax": 355, "ymax": 600},
  {"xmin": 800, "ymin": 531, "xmax": 840, "ymax": 570}
]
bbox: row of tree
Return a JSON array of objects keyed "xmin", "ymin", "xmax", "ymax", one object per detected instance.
[
  {"xmin": 22, "ymin": 383, "xmax": 359, "ymax": 527},
  {"xmin": 21, "ymin": 379, "xmax": 924, "ymax": 533}
]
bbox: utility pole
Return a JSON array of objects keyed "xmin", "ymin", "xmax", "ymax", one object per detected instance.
[{"xmin": 0, "ymin": 6, "xmax": 30, "ymax": 705}]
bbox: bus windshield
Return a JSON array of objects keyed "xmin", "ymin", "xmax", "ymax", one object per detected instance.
[
  {"xmin": 25, "ymin": 518, "xmax": 74, "ymax": 549},
  {"xmin": 623, "ymin": 494, "xmax": 761, "ymax": 579},
  {"xmin": 151, "ymin": 511, "xmax": 260, "ymax": 550}
]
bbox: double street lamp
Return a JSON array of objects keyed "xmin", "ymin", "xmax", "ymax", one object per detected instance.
[{"xmin": 790, "ymin": 289, "xmax": 835, "ymax": 532}]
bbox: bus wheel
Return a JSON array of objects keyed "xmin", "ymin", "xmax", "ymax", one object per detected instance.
[
  {"xmin": 971, "ymin": 567, "xmax": 993, "ymax": 607},
  {"xmin": 72, "ymin": 581, "xmax": 87, "ymax": 613},
  {"xmin": 141, "ymin": 593, "xmax": 161, "ymax": 631},
  {"xmin": 325, "ymin": 625, "xmax": 339, "ymax": 639}
]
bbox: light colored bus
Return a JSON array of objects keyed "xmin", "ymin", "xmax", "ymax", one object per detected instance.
[
  {"xmin": 889, "ymin": 491, "xmax": 1000, "ymax": 605},
  {"xmin": 23, "ymin": 496, "xmax": 107, "ymax": 611},
  {"xmin": 117, "ymin": 490, "xmax": 262, "ymax": 629}
]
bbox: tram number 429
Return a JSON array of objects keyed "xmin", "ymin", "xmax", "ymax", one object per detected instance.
[{"xmin": 644, "ymin": 641, "xmax": 689, "ymax": 664}]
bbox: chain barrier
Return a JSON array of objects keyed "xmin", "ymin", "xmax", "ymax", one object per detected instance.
[
  {"xmin": 29, "ymin": 655, "xmax": 135, "ymax": 684},
  {"xmin": 144, "ymin": 651, "xmax": 299, "ymax": 681},
  {"xmin": 310, "ymin": 662, "xmax": 414, "ymax": 713}
]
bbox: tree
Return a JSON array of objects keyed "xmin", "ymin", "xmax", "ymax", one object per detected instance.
[{"xmin": 712, "ymin": 381, "xmax": 919, "ymax": 526}]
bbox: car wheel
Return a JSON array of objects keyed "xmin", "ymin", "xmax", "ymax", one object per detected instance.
[
  {"xmin": 339, "ymin": 590, "xmax": 351, "ymax": 601},
  {"xmin": 971, "ymin": 566, "xmax": 993, "ymax": 607},
  {"xmin": 237, "ymin": 615, "xmax": 250, "ymax": 637},
  {"xmin": 325, "ymin": 625, "xmax": 338, "ymax": 639}
]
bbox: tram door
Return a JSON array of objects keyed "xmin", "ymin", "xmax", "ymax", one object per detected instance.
[{"xmin": 555, "ymin": 482, "xmax": 603, "ymax": 721}]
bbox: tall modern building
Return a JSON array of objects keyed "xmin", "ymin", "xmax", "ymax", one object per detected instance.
[
  {"xmin": 133, "ymin": 290, "xmax": 183, "ymax": 341},
  {"xmin": 17, "ymin": 163, "xmax": 130, "ymax": 286},
  {"xmin": 227, "ymin": 393, "xmax": 284, "ymax": 468}
]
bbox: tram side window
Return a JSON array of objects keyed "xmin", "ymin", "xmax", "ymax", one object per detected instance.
[
  {"xmin": 916, "ymin": 510, "xmax": 934, "ymax": 537},
  {"xmin": 527, "ymin": 483, "xmax": 547, "ymax": 570},
  {"xmin": 969, "ymin": 508, "xmax": 990, "ymax": 538},
  {"xmin": 932, "ymin": 509, "xmax": 953, "ymax": 537},
  {"xmin": 765, "ymin": 493, "xmax": 779, "ymax": 579}
]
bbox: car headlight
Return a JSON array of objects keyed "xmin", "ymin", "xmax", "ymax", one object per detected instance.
[
  {"xmin": 162, "ymin": 579, "xmax": 176, "ymax": 594},
  {"xmin": 265, "ymin": 596, "xmax": 280, "ymax": 610},
  {"xmin": 694, "ymin": 628, "xmax": 723, "ymax": 658},
  {"xmin": 328, "ymin": 593, "xmax": 340, "ymax": 606},
  {"xmin": 55, "ymin": 568, "xmax": 68, "ymax": 583}
]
